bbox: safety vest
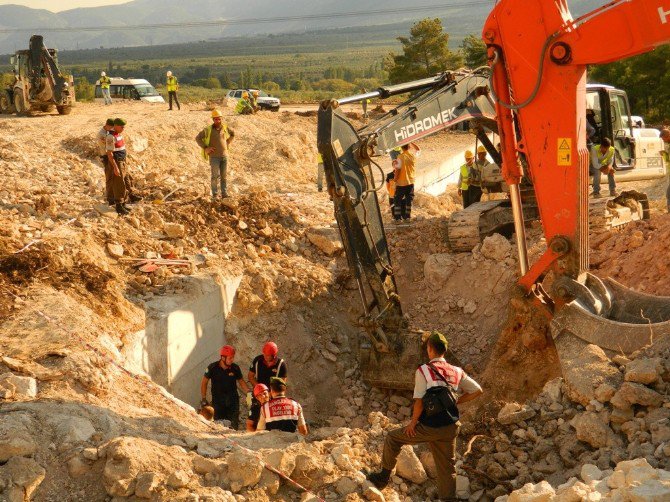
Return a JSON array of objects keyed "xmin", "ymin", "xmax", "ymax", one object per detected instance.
[
  {"xmin": 317, "ymin": 153, "xmax": 323, "ymax": 164},
  {"xmin": 200, "ymin": 124, "xmax": 230, "ymax": 161},
  {"xmin": 418, "ymin": 360, "xmax": 463, "ymax": 391},
  {"xmin": 262, "ymin": 396, "xmax": 300, "ymax": 432},
  {"xmin": 386, "ymin": 177, "xmax": 396, "ymax": 198},
  {"xmin": 235, "ymin": 98, "xmax": 251, "ymax": 114},
  {"xmin": 394, "ymin": 151, "xmax": 416, "ymax": 187},
  {"xmin": 167, "ymin": 76, "xmax": 178, "ymax": 92},
  {"xmin": 597, "ymin": 146, "xmax": 615, "ymax": 167},
  {"xmin": 100, "ymin": 76, "xmax": 111, "ymax": 89},
  {"xmin": 459, "ymin": 163, "xmax": 470, "ymax": 190}
]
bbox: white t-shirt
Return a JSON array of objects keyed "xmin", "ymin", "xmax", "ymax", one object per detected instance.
[{"xmin": 412, "ymin": 357, "xmax": 482, "ymax": 399}]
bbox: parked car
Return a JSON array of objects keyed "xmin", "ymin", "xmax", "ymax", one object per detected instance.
[
  {"xmin": 94, "ymin": 78, "xmax": 165, "ymax": 103},
  {"xmin": 226, "ymin": 88, "xmax": 280, "ymax": 111}
]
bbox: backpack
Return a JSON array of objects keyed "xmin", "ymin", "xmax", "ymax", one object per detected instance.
[{"xmin": 421, "ymin": 362, "xmax": 460, "ymax": 426}]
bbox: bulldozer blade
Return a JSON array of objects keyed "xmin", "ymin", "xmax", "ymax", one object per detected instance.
[{"xmin": 551, "ymin": 276, "xmax": 670, "ymax": 367}]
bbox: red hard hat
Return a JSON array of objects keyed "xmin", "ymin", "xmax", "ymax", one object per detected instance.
[
  {"xmin": 219, "ymin": 345, "xmax": 235, "ymax": 357},
  {"xmin": 262, "ymin": 341, "xmax": 278, "ymax": 357},
  {"xmin": 253, "ymin": 383, "xmax": 269, "ymax": 397}
]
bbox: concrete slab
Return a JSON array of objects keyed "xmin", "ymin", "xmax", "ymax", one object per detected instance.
[{"xmin": 123, "ymin": 272, "xmax": 242, "ymax": 408}]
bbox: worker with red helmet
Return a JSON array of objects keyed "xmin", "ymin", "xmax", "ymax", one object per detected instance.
[
  {"xmin": 200, "ymin": 345, "xmax": 249, "ymax": 429},
  {"xmin": 246, "ymin": 383, "xmax": 270, "ymax": 432},
  {"xmin": 248, "ymin": 341, "xmax": 287, "ymax": 387}
]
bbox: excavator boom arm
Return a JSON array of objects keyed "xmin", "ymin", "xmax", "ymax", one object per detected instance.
[
  {"xmin": 317, "ymin": 71, "xmax": 497, "ymax": 349},
  {"xmin": 484, "ymin": 0, "xmax": 670, "ymax": 292}
]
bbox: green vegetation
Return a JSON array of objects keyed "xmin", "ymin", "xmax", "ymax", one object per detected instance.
[
  {"xmin": 461, "ymin": 35, "xmax": 487, "ymax": 69},
  {"xmin": 384, "ymin": 19, "xmax": 462, "ymax": 83},
  {"xmin": 590, "ymin": 47, "xmax": 670, "ymax": 124}
]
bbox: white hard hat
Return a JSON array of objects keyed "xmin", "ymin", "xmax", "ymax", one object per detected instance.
[
  {"xmin": 100, "ymin": 71, "xmax": 106, "ymax": 77},
  {"xmin": 167, "ymin": 71, "xmax": 172, "ymax": 77}
]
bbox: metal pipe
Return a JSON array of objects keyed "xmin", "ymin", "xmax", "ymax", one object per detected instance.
[
  {"xmin": 337, "ymin": 74, "xmax": 449, "ymax": 105},
  {"xmin": 509, "ymin": 183, "xmax": 529, "ymax": 275}
]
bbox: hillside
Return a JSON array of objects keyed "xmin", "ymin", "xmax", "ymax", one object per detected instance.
[{"xmin": 0, "ymin": 0, "xmax": 604, "ymax": 54}]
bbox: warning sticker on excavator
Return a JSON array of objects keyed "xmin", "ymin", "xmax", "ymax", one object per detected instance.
[{"xmin": 557, "ymin": 138, "xmax": 572, "ymax": 166}]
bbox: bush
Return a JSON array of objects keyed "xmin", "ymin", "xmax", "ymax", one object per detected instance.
[
  {"xmin": 311, "ymin": 79, "xmax": 357, "ymax": 93},
  {"xmin": 74, "ymin": 76, "xmax": 94, "ymax": 102},
  {"xmin": 191, "ymin": 77, "xmax": 222, "ymax": 89}
]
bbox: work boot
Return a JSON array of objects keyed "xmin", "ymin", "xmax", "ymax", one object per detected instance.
[
  {"xmin": 610, "ymin": 190, "xmax": 619, "ymax": 197},
  {"xmin": 592, "ymin": 192, "xmax": 602, "ymax": 199},
  {"xmin": 366, "ymin": 468, "xmax": 391, "ymax": 489},
  {"xmin": 128, "ymin": 193, "xmax": 143, "ymax": 203},
  {"xmin": 115, "ymin": 203, "xmax": 129, "ymax": 215},
  {"xmin": 121, "ymin": 203, "xmax": 132, "ymax": 212}
]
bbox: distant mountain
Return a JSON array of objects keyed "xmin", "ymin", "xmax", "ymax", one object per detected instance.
[{"xmin": 0, "ymin": 0, "xmax": 604, "ymax": 54}]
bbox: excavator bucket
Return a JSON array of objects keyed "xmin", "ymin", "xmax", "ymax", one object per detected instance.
[{"xmin": 551, "ymin": 274, "xmax": 670, "ymax": 371}]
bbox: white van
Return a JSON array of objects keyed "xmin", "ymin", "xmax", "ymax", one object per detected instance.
[{"xmin": 94, "ymin": 78, "xmax": 165, "ymax": 103}]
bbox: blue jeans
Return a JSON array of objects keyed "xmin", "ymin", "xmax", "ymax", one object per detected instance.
[
  {"xmin": 591, "ymin": 165, "xmax": 616, "ymax": 195},
  {"xmin": 209, "ymin": 156, "xmax": 228, "ymax": 197},
  {"xmin": 102, "ymin": 87, "xmax": 112, "ymax": 105}
]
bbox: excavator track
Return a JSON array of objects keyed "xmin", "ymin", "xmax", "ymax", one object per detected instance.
[
  {"xmin": 447, "ymin": 199, "xmax": 539, "ymax": 252},
  {"xmin": 588, "ymin": 190, "xmax": 650, "ymax": 235}
]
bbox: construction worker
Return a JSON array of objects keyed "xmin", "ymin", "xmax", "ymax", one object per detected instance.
[
  {"xmin": 317, "ymin": 152, "xmax": 325, "ymax": 192},
  {"xmin": 592, "ymin": 137, "xmax": 617, "ymax": 198},
  {"xmin": 660, "ymin": 129, "xmax": 670, "ymax": 211},
  {"xmin": 166, "ymin": 71, "xmax": 180, "ymax": 111},
  {"xmin": 246, "ymin": 383, "xmax": 270, "ymax": 432},
  {"xmin": 235, "ymin": 92, "xmax": 254, "ymax": 115},
  {"xmin": 361, "ymin": 88, "xmax": 370, "ymax": 119},
  {"xmin": 200, "ymin": 345, "xmax": 249, "ymax": 430},
  {"xmin": 385, "ymin": 171, "xmax": 396, "ymax": 215},
  {"xmin": 469, "ymin": 145, "xmax": 487, "ymax": 204},
  {"xmin": 248, "ymin": 341, "xmax": 287, "ymax": 387},
  {"xmin": 249, "ymin": 90, "xmax": 260, "ymax": 112},
  {"xmin": 257, "ymin": 377, "xmax": 308, "ymax": 435},
  {"xmin": 100, "ymin": 71, "xmax": 112, "ymax": 105},
  {"xmin": 457, "ymin": 150, "xmax": 475, "ymax": 208},
  {"xmin": 196, "ymin": 109, "xmax": 235, "ymax": 200},
  {"xmin": 105, "ymin": 118, "xmax": 130, "ymax": 215},
  {"xmin": 389, "ymin": 146, "xmax": 402, "ymax": 161},
  {"xmin": 98, "ymin": 118, "xmax": 115, "ymax": 204},
  {"xmin": 392, "ymin": 142, "xmax": 420, "ymax": 221},
  {"xmin": 367, "ymin": 332, "xmax": 483, "ymax": 500}
]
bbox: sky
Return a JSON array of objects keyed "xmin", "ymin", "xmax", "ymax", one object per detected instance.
[{"xmin": 0, "ymin": 0, "xmax": 128, "ymax": 11}]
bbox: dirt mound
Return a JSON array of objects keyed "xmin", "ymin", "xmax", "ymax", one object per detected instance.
[{"xmin": 592, "ymin": 213, "xmax": 670, "ymax": 295}]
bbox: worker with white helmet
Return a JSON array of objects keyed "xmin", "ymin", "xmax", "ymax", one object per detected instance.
[
  {"xmin": 195, "ymin": 109, "xmax": 235, "ymax": 199},
  {"xmin": 99, "ymin": 71, "xmax": 112, "ymax": 105},
  {"xmin": 200, "ymin": 345, "xmax": 249, "ymax": 429},
  {"xmin": 166, "ymin": 70, "xmax": 180, "ymax": 111}
]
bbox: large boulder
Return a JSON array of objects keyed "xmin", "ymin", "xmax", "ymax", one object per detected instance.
[
  {"xmin": 610, "ymin": 382, "xmax": 664, "ymax": 409},
  {"xmin": 508, "ymin": 481, "xmax": 556, "ymax": 502},
  {"xmin": 395, "ymin": 446, "xmax": 428, "ymax": 484},
  {"xmin": 560, "ymin": 344, "xmax": 622, "ymax": 406},
  {"xmin": 571, "ymin": 412, "xmax": 615, "ymax": 448},
  {"xmin": 0, "ymin": 413, "xmax": 38, "ymax": 462},
  {"xmin": 226, "ymin": 449, "xmax": 263, "ymax": 492},
  {"xmin": 624, "ymin": 358, "xmax": 663, "ymax": 385},
  {"xmin": 0, "ymin": 456, "xmax": 46, "ymax": 502},
  {"xmin": 306, "ymin": 227, "xmax": 343, "ymax": 256},
  {"xmin": 46, "ymin": 414, "xmax": 96, "ymax": 445},
  {"xmin": 480, "ymin": 233, "xmax": 512, "ymax": 261},
  {"xmin": 423, "ymin": 254, "xmax": 456, "ymax": 290},
  {"xmin": 497, "ymin": 403, "xmax": 536, "ymax": 425}
]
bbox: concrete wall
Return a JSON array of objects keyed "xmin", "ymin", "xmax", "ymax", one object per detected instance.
[{"xmin": 123, "ymin": 272, "xmax": 242, "ymax": 408}]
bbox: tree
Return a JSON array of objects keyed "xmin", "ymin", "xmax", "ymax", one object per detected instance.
[
  {"xmin": 590, "ymin": 46, "xmax": 670, "ymax": 123},
  {"xmin": 384, "ymin": 18, "xmax": 463, "ymax": 84},
  {"xmin": 74, "ymin": 77, "xmax": 94, "ymax": 101},
  {"xmin": 218, "ymin": 71, "xmax": 232, "ymax": 89},
  {"xmin": 461, "ymin": 34, "xmax": 488, "ymax": 69}
]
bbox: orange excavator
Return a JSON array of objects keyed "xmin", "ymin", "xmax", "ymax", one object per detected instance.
[{"xmin": 317, "ymin": 0, "xmax": 670, "ymax": 388}]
